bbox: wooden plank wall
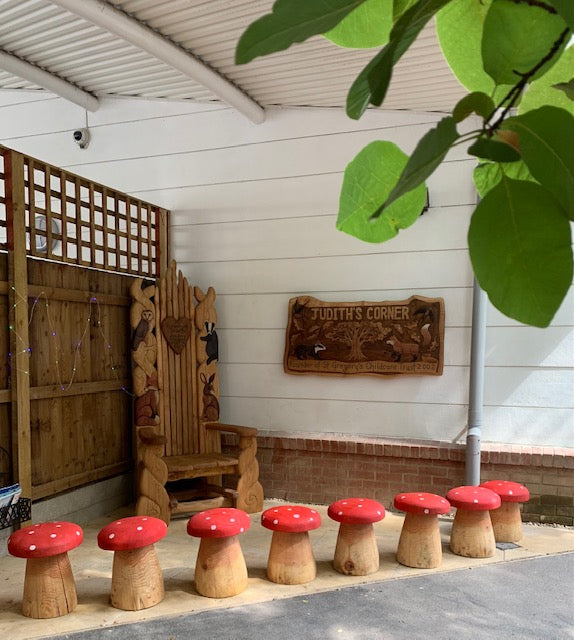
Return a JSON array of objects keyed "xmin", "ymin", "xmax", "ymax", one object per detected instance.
[{"xmin": 0, "ymin": 93, "xmax": 571, "ymax": 448}]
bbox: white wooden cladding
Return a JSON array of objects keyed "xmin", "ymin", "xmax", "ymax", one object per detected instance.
[{"xmin": 1, "ymin": 93, "xmax": 572, "ymax": 446}]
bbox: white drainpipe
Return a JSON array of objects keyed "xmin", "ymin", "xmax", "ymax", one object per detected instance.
[{"xmin": 466, "ymin": 277, "xmax": 487, "ymax": 485}]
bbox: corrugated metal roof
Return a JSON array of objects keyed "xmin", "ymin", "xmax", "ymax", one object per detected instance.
[{"xmin": 0, "ymin": 0, "xmax": 465, "ymax": 112}]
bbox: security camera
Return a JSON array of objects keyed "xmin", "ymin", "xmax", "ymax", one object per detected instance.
[{"xmin": 73, "ymin": 128, "xmax": 90, "ymax": 149}]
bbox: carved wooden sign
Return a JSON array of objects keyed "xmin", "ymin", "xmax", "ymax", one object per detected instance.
[
  {"xmin": 161, "ymin": 317, "xmax": 192, "ymax": 354},
  {"xmin": 284, "ymin": 295, "xmax": 444, "ymax": 377}
]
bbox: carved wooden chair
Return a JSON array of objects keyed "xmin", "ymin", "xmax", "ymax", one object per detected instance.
[{"xmin": 130, "ymin": 261, "xmax": 263, "ymax": 524}]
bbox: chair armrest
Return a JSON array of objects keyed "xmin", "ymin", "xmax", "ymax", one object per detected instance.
[
  {"xmin": 205, "ymin": 422, "xmax": 258, "ymax": 438},
  {"xmin": 138, "ymin": 427, "xmax": 167, "ymax": 446}
]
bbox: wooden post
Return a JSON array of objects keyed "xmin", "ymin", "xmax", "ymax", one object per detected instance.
[
  {"xmin": 157, "ymin": 208, "xmax": 169, "ymax": 278},
  {"xmin": 5, "ymin": 149, "xmax": 32, "ymax": 506}
]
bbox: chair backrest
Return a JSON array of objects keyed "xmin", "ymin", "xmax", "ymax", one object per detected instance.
[{"xmin": 131, "ymin": 260, "xmax": 221, "ymax": 458}]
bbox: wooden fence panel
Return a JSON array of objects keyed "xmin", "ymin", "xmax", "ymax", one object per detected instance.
[
  {"xmin": 0, "ymin": 145, "xmax": 169, "ymax": 501},
  {"xmin": 25, "ymin": 260, "xmax": 133, "ymax": 499}
]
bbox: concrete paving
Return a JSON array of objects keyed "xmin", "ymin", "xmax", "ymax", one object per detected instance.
[
  {"xmin": 0, "ymin": 500, "xmax": 572, "ymax": 640},
  {"xmin": 55, "ymin": 553, "xmax": 574, "ymax": 640}
]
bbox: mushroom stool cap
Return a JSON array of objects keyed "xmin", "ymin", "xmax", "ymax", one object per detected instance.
[
  {"xmin": 394, "ymin": 492, "xmax": 451, "ymax": 515},
  {"xmin": 480, "ymin": 480, "xmax": 530, "ymax": 503},
  {"xmin": 187, "ymin": 508, "xmax": 251, "ymax": 539},
  {"xmin": 446, "ymin": 486, "xmax": 501, "ymax": 511},
  {"xmin": 8, "ymin": 522, "xmax": 83, "ymax": 558},
  {"xmin": 328, "ymin": 498, "xmax": 385, "ymax": 525},
  {"xmin": 98, "ymin": 516, "xmax": 167, "ymax": 551},
  {"xmin": 261, "ymin": 505, "xmax": 321, "ymax": 533}
]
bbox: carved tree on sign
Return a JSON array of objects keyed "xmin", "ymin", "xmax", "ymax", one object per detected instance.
[{"xmin": 325, "ymin": 321, "xmax": 390, "ymax": 361}]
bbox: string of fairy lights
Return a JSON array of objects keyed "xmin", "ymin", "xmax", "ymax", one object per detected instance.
[{"xmin": 7, "ymin": 286, "xmax": 132, "ymax": 396}]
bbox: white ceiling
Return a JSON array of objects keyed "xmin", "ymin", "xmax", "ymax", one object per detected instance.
[{"xmin": 0, "ymin": 0, "xmax": 466, "ymax": 119}]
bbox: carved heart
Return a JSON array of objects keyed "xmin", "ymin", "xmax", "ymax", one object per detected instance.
[{"xmin": 161, "ymin": 317, "xmax": 192, "ymax": 354}]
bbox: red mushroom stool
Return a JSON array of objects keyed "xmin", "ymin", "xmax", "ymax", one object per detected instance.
[
  {"xmin": 446, "ymin": 486, "xmax": 501, "ymax": 558},
  {"xmin": 8, "ymin": 521, "xmax": 83, "ymax": 618},
  {"xmin": 480, "ymin": 480, "xmax": 530, "ymax": 543},
  {"xmin": 261, "ymin": 505, "xmax": 321, "ymax": 585},
  {"xmin": 327, "ymin": 498, "xmax": 385, "ymax": 576},
  {"xmin": 97, "ymin": 515, "xmax": 167, "ymax": 611},
  {"xmin": 187, "ymin": 507, "xmax": 251, "ymax": 598},
  {"xmin": 394, "ymin": 492, "xmax": 451, "ymax": 569}
]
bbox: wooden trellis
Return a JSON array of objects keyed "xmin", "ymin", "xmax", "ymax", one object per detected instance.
[{"xmin": 0, "ymin": 146, "xmax": 169, "ymax": 506}]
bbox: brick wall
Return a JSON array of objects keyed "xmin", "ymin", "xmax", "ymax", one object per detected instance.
[{"xmin": 232, "ymin": 432, "xmax": 574, "ymax": 526}]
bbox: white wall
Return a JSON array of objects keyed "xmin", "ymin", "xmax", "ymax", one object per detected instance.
[{"xmin": 1, "ymin": 90, "xmax": 572, "ymax": 447}]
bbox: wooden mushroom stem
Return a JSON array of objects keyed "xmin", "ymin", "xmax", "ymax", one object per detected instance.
[
  {"xmin": 22, "ymin": 552, "xmax": 78, "ymax": 619},
  {"xmin": 450, "ymin": 509, "xmax": 496, "ymax": 558},
  {"xmin": 333, "ymin": 523, "xmax": 379, "ymax": 576},
  {"xmin": 195, "ymin": 535, "xmax": 248, "ymax": 598},
  {"xmin": 110, "ymin": 544, "xmax": 164, "ymax": 611},
  {"xmin": 267, "ymin": 530, "xmax": 316, "ymax": 585},
  {"xmin": 489, "ymin": 501, "xmax": 523, "ymax": 543},
  {"xmin": 397, "ymin": 513, "xmax": 442, "ymax": 569}
]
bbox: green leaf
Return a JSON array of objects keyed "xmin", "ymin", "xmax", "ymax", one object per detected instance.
[
  {"xmin": 482, "ymin": 0, "xmax": 568, "ymax": 86},
  {"xmin": 502, "ymin": 106, "xmax": 574, "ymax": 219},
  {"xmin": 324, "ymin": 0, "xmax": 393, "ymax": 48},
  {"xmin": 374, "ymin": 117, "xmax": 458, "ymax": 216},
  {"xmin": 336, "ymin": 140, "xmax": 427, "ymax": 242},
  {"xmin": 545, "ymin": 0, "xmax": 574, "ymax": 30},
  {"xmin": 346, "ymin": 0, "xmax": 451, "ymax": 118},
  {"xmin": 468, "ymin": 137, "xmax": 521, "ymax": 163},
  {"xmin": 436, "ymin": 0, "xmax": 510, "ymax": 99},
  {"xmin": 235, "ymin": 0, "xmax": 368, "ymax": 64},
  {"xmin": 520, "ymin": 46, "xmax": 574, "ymax": 116},
  {"xmin": 468, "ymin": 178, "xmax": 573, "ymax": 327},
  {"xmin": 473, "ymin": 160, "xmax": 536, "ymax": 198},
  {"xmin": 452, "ymin": 92, "xmax": 495, "ymax": 123},
  {"xmin": 552, "ymin": 78, "xmax": 574, "ymax": 101}
]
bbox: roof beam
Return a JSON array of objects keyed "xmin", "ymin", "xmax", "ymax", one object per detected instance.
[
  {"xmin": 0, "ymin": 49, "xmax": 100, "ymax": 112},
  {"xmin": 49, "ymin": 0, "xmax": 266, "ymax": 124}
]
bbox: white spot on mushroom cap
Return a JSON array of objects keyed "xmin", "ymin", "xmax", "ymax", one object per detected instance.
[
  {"xmin": 136, "ymin": 526, "xmax": 143, "ymax": 531},
  {"xmin": 50, "ymin": 533, "xmax": 57, "ymax": 539},
  {"xmin": 28, "ymin": 530, "xmax": 35, "ymax": 535},
  {"xmin": 338, "ymin": 511, "xmax": 343, "ymax": 516},
  {"xmin": 230, "ymin": 518, "xmax": 236, "ymax": 523},
  {"xmin": 29, "ymin": 545, "xmax": 36, "ymax": 551},
  {"xmin": 273, "ymin": 519, "xmax": 279, "ymax": 525},
  {"xmin": 210, "ymin": 525, "xmax": 217, "ymax": 531},
  {"xmin": 473, "ymin": 499, "xmax": 479, "ymax": 503},
  {"xmin": 424, "ymin": 509, "xmax": 429, "ymax": 514},
  {"xmin": 293, "ymin": 514, "xmax": 300, "ymax": 518},
  {"xmin": 509, "ymin": 490, "xmax": 513, "ymax": 495},
  {"xmin": 240, "ymin": 527, "xmax": 244, "ymax": 533}
]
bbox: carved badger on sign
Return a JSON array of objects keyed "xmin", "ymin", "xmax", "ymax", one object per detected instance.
[{"xmin": 294, "ymin": 343, "xmax": 326, "ymax": 360}]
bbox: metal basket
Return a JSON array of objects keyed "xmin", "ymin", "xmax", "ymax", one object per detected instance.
[{"xmin": 0, "ymin": 498, "xmax": 31, "ymax": 529}]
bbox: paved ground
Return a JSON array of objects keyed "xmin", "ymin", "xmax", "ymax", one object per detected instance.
[{"xmin": 54, "ymin": 552, "xmax": 574, "ymax": 640}]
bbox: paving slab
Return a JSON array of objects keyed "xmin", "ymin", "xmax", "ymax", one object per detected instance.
[{"xmin": 0, "ymin": 501, "xmax": 572, "ymax": 640}]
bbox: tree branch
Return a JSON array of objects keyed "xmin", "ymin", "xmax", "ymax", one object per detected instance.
[
  {"xmin": 509, "ymin": 0, "xmax": 557, "ymax": 14},
  {"xmin": 487, "ymin": 27, "xmax": 569, "ymax": 131}
]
